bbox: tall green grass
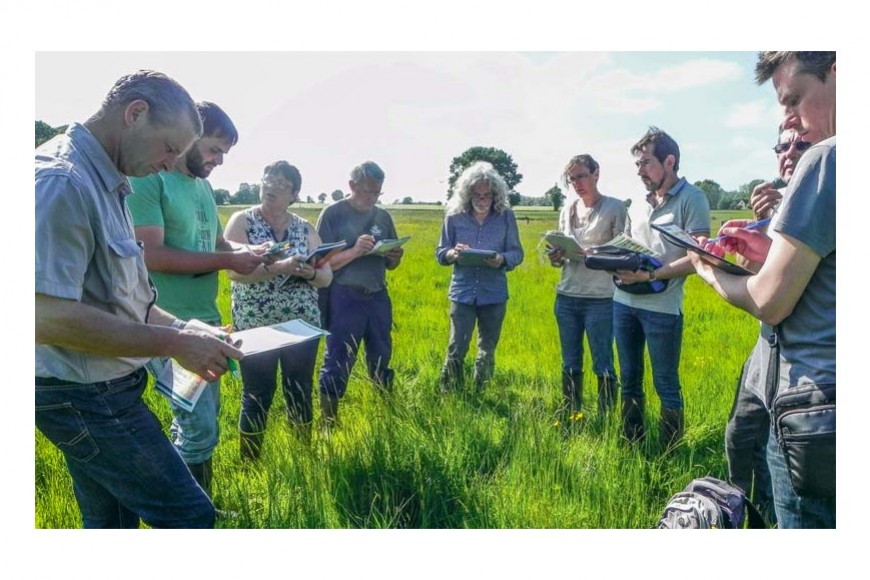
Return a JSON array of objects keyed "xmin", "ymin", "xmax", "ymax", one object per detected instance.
[{"xmin": 35, "ymin": 207, "xmax": 759, "ymax": 528}]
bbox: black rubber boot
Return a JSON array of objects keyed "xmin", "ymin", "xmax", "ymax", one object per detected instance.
[
  {"xmin": 561, "ymin": 369, "xmax": 583, "ymax": 413},
  {"xmin": 621, "ymin": 396, "xmax": 646, "ymax": 443},
  {"xmin": 187, "ymin": 458, "xmax": 213, "ymax": 497},
  {"xmin": 660, "ymin": 407, "xmax": 685, "ymax": 450},
  {"xmin": 320, "ymin": 394, "xmax": 340, "ymax": 430},
  {"xmin": 239, "ymin": 431, "xmax": 264, "ymax": 461},
  {"xmin": 439, "ymin": 360, "xmax": 464, "ymax": 393},
  {"xmin": 597, "ymin": 375, "xmax": 618, "ymax": 415}
]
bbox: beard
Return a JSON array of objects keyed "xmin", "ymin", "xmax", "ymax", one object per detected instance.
[
  {"xmin": 642, "ymin": 175, "xmax": 664, "ymax": 193},
  {"xmin": 472, "ymin": 200, "xmax": 492, "ymax": 214},
  {"xmin": 186, "ymin": 148, "xmax": 213, "ymax": 179}
]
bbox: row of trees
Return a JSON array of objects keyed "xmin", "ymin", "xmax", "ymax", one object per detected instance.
[{"xmin": 35, "ymin": 121, "xmax": 761, "ymax": 211}]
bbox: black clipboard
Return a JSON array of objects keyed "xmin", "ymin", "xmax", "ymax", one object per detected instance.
[{"xmin": 651, "ymin": 223, "xmax": 753, "ymax": 276}]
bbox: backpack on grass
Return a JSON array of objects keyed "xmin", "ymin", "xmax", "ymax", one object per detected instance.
[{"xmin": 656, "ymin": 476, "xmax": 767, "ymax": 529}]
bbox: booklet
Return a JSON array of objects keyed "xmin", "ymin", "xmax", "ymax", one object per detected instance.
[
  {"xmin": 302, "ymin": 240, "xmax": 347, "ymax": 266},
  {"xmin": 542, "ymin": 231, "xmax": 585, "ymax": 261},
  {"xmin": 585, "ymin": 233, "xmax": 661, "ymax": 258},
  {"xmin": 651, "ymin": 223, "xmax": 753, "ymax": 276},
  {"xmin": 278, "ymin": 241, "xmax": 347, "ymax": 288},
  {"xmin": 149, "ymin": 358, "xmax": 212, "ymax": 413},
  {"xmin": 455, "ymin": 248, "xmax": 498, "ymax": 267},
  {"xmin": 542, "ymin": 231, "xmax": 661, "ymax": 260},
  {"xmin": 368, "ymin": 236, "xmax": 411, "ymax": 256},
  {"xmin": 229, "ymin": 318, "xmax": 329, "ymax": 357}
]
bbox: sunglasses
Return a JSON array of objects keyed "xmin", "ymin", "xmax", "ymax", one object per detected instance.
[{"xmin": 773, "ymin": 140, "xmax": 812, "ymax": 155}]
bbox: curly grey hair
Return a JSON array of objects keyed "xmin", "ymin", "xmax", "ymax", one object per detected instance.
[{"xmin": 446, "ymin": 161, "xmax": 510, "ymax": 216}]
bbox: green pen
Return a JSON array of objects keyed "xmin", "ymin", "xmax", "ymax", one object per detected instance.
[
  {"xmin": 217, "ymin": 332, "xmax": 240, "ymax": 378},
  {"xmin": 226, "ymin": 357, "xmax": 240, "ymax": 378}
]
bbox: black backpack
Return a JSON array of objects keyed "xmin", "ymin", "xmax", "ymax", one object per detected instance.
[{"xmin": 656, "ymin": 476, "xmax": 767, "ymax": 529}]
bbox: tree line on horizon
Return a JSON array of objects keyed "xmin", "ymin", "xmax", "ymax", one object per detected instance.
[{"xmin": 37, "ymin": 121, "xmax": 757, "ymax": 211}]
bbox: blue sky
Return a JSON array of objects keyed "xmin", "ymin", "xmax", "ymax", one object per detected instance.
[{"xmin": 35, "ymin": 51, "xmax": 782, "ymax": 205}]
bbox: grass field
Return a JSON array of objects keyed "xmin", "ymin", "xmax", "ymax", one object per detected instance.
[{"xmin": 34, "ymin": 205, "xmax": 760, "ymax": 529}]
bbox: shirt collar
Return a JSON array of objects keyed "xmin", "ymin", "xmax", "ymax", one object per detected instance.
[{"xmin": 67, "ymin": 122, "xmax": 131, "ymax": 197}]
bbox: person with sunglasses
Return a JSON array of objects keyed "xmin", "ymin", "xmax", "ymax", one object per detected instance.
[
  {"xmin": 724, "ymin": 125, "xmax": 809, "ymax": 526},
  {"xmin": 748, "ymin": 129, "xmax": 812, "ymax": 223},
  {"xmin": 224, "ymin": 161, "xmax": 333, "ymax": 456}
]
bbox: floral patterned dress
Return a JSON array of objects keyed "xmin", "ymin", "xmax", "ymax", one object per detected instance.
[{"xmin": 231, "ymin": 208, "xmax": 320, "ymax": 330}]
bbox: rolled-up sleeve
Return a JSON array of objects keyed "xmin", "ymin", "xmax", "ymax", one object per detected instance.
[{"xmin": 35, "ymin": 174, "xmax": 94, "ymax": 300}]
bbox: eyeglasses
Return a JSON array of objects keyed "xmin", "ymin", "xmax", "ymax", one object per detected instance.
[
  {"xmin": 773, "ymin": 140, "xmax": 812, "ymax": 155},
  {"xmin": 262, "ymin": 176, "xmax": 295, "ymax": 190},
  {"xmin": 472, "ymin": 192, "xmax": 493, "ymax": 199},
  {"xmin": 358, "ymin": 188, "xmax": 383, "ymax": 197},
  {"xmin": 567, "ymin": 173, "xmax": 592, "ymax": 183}
]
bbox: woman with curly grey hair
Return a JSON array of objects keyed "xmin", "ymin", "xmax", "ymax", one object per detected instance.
[{"xmin": 435, "ymin": 161, "xmax": 524, "ymax": 392}]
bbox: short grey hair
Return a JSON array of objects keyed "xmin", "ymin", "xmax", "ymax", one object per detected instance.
[
  {"xmin": 446, "ymin": 161, "xmax": 509, "ymax": 216},
  {"xmin": 96, "ymin": 70, "xmax": 202, "ymax": 135},
  {"xmin": 350, "ymin": 160, "xmax": 385, "ymax": 184}
]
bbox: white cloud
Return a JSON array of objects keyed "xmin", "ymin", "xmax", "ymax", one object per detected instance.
[
  {"xmin": 649, "ymin": 59, "xmax": 742, "ymax": 92},
  {"xmin": 725, "ymin": 100, "xmax": 769, "ymax": 128}
]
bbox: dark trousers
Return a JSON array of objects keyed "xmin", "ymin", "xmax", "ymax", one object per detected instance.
[
  {"xmin": 239, "ymin": 338, "xmax": 320, "ymax": 432},
  {"xmin": 35, "ymin": 369, "xmax": 214, "ymax": 528},
  {"xmin": 726, "ymin": 344, "xmax": 775, "ymax": 524},
  {"xmin": 319, "ymin": 284, "xmax": 394, "ymax": 398}
]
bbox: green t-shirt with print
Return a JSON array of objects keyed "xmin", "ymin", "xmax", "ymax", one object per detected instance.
[{"xmin": 127, "ymin": 169, "xmax": 222, "ymax": 322}]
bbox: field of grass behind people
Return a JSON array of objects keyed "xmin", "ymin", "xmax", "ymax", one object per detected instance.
[{"xmin": 34, "ymin": 206, "xmax": 759, "ymax": 528}]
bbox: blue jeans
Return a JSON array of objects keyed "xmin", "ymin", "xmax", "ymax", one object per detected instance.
[
  {"xmin": 613, "ymin": 302, "xmax": 684, "ymax": 409},
  {"xmin": 319, "ymin": 285, "xmax": 394, "ymax": 398},
  {"xmin": 554, "ymin": 294, "xmax": 615, "ymax": 378},
  {"xmin": 169, "ymin": 376, "xmax": 221, "ymax": 465},
  {"xmin": 443, "ymin": 300, "xmax": 507, "ymax": 385},
  {"xmin": 35, "ymin": 369, "xmax": 214, "ymax": 528},
  {"xmin": 767, "ymin": 427, "xmax": 836, "ymax": 528},
  {"xmin": 239, "ymin": 338, "xmax": 320, "ymax": 432}
]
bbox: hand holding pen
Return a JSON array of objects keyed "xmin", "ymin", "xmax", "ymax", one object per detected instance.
[{"xmin": 704, "ymin": 218, "xmax": 773, "ymax": 264}]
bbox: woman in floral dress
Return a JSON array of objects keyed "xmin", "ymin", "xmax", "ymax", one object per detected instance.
[{"xmin": 224, "ymin": 161, "xmax": 332, "ymax": 457}]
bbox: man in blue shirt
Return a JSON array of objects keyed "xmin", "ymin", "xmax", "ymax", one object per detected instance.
[{"xmin": 435, "ymin": 161, "xmax": 524, "ymax": 392}]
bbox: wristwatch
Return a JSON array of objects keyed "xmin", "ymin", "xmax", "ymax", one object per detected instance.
[
  {"xmin": 648, "ymin": 270, "xmax": 657, "ymax": 282},
  {"xmin": 170, "ymin": 318, "xmax": 187, "ymax": 330}
]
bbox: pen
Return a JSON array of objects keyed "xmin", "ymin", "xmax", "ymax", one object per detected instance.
[
  {"xmin": 217, "ymin": 332, "xmax": 240, "ymax": 378},
  {"xmin": 708, "ymin": 218, "xmax": 772, "ymax": 244}
]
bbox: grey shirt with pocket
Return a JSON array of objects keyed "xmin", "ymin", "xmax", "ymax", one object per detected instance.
[{"xmin": 36, "ymin": 123, "xmax": 154, "ymax": 383}]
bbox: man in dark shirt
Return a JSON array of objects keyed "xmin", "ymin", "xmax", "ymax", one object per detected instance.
[{"xmin": 315, "ymin": 161, "xmax": 404, "ymax": 425}]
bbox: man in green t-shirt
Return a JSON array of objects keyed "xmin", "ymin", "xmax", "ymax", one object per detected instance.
[{"xmin": 128, "ymin": 101, "xmax": 265, "ymax": 497}]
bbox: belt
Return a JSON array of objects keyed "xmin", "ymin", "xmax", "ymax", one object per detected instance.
[
  {"xmin": 36, "ymin": 368, "xmax": 146, "ymax": 387},
  {"xmin": 340, "ymin": 284, "xmax": 384, "ymax": 296}
]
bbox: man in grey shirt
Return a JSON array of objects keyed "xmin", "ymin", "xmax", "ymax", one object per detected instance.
[
  {"xmin": 315, "ymin": 161, "xmax": 404, "ymax": 426},
  {"xmin": 613, "ymin": 127, "xmax": 710, "ymax": 449},
  {"xmin": 35, "ymin": 71, "xmax": 243, "ymax": 528}
]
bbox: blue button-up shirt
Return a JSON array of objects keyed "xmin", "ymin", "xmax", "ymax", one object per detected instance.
[{"xmin": 435, "ymin": 209, "xmax": 524, "ymax": 305}]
